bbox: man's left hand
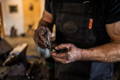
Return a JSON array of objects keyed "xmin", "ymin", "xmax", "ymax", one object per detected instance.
[{"xmin": 51, "ymin": 44, "xmax": 84, "ymax": 64}]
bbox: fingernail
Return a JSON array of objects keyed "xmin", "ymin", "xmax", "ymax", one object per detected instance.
[
  {"xmin": 52, "ymin": 53, "xmax": 56, "ymax": 56},
  {"xmin": 55, "ymin": 47, "xmax": 58, "ymax": 50},
  {"xmin": 66, "ymin": 61, "xmax": 69, "ymax": 64}
]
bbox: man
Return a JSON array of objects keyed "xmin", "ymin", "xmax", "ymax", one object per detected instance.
[{"xmin": 34, "ymin": 0, "xmax": 120, "ymax": 80}]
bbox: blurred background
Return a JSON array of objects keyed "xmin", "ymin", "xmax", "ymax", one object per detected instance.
[{"xmin": 0, "ymin": 0, "xmax": 45, "ymax": 56}]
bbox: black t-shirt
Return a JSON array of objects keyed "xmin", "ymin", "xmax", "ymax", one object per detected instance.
[
  {"xmin": 45, "ymin": 0, "xmax": 120, "ymax": 46},
  {"xmin": 45, "ymin": 0, "xmax": 120, "ymax": 80},
  {"xmin": 46, "ymin": 0, "xmax": 120, "ymax": 45},
  {"xmin": 46, "ymin": 0, "xmax": 120, "ymax": 24}
]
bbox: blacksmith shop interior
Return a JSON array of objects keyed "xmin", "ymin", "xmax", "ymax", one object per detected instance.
[{"xmin": 0, "ymin": 0, "xmax": 120, "ymax": 80}]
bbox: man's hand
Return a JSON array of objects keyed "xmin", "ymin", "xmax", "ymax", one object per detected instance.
[
  {"xmin": 51, "ymin": 44, "xmax": 84, "ymax": 64},
  {"xmin": 34, "ymin": 10, "xmax": 54, "ymax": 48},
  {"xmin": 34, "ymin": 25, "xmax": 52, "ymax": 48}
]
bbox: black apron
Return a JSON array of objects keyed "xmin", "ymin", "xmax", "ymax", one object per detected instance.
[
  {"xmin": 54, "ymin": 1, "xmax": 96, "ymax": 48},
  {"xmin": 51, "ymin": 0, "xmax": 113, "ymax": 80}
]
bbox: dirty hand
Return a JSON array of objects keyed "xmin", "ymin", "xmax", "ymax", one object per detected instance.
[
  {"xmin": 34, "ymin": 25, "xmax": 52, "ymax": 48},
  {"xmin": 51, "ymin": 44, "xmax": 84, "ymax": 64}
]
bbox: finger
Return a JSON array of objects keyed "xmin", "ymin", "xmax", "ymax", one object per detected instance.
[
  {"xmin": 51, "ymin": 52, "xmax": 56, "ymax": 56},
  {"xmin": 34, "ymin": 30, "xmax": 46, "ymax": 48},
  {"xmin": 52, "ymin": 56, "xmax": 68, "ymax": 64},
  {"xmin": 34, "ymin": 30, "xmax": 40, "ymax": 44},
  {"xmin": 56, "ymin": 44, "xmax": 74, "ymax": 50},
  {"xmin": 51, "ymin": 53, "xmax": 67, "ymax": 59},
  {"xmin": 46, "ymin": 27, "xmax": 51, "ymax": 33},
  {"xmin": 66, "ymin": 60, "xmax": 72, "ymax": 64},
  {"xmin": 34, "ymin": 29, "xmax": 42, "ymax": 42}
]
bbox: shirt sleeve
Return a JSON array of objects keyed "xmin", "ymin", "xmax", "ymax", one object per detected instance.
[{"xmin": 105, "ymin": 0, "xmax": 120, "ymax": 24}]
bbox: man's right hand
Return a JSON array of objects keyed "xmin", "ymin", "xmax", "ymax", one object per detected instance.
[
  {"xmin": 34, "ymin": 11, "xmax": 53, "ymax": 48},
  {"xmin": 34, "ymin": 25, "xmax": 52, "ymax": 48}
]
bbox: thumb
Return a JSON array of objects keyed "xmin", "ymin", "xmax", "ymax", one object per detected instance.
[
  {"xmin": 51, "ymin": 24, "xmax": 56, "ymax": 41},
  {"xmin": 56, "ymin": 44, "xmax": 75, "ymax": 50}
]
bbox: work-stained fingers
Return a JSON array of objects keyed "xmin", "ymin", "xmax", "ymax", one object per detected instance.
[
  {"xmin": 34, "ymin": 28, "xmax": 47, "ymax": 48},
  {"xmin": 52, "ymin": 56, "xmax": 68, "ymax": 64},
  {"xmin": 51, "ymin": 52, "xmax": 70, "ymax": 64},
  {"xmin": 51, "ymin": 51, "xmax": 81, "ymax": 64},
  {"xmin": 34, "ymin": 26, "xmax": 52, "ymax": 48},
  {"xmin": 51, "ymin": 53, "xmax": 68, "ymax": 59},
  {"xmin": 55, "ymin": 44, "xmax": 75, "ymax": 50}
]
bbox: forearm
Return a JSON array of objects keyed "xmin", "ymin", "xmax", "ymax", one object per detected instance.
[
  {"xmin": 82, "ymin": 41, "xmax": 120, "ymax": 62},
  {"xmin": 42, "ymin": 10, "xmax": 53, "ymax": 23},
  {"xmin": 80, "ymin": 21, "xmax": 120, "ymax": 63},
  {"xmin": 38, "ymin": 10, "xmax": 53, "ymax": 29},
  {"xmin": 37, "ymin": 11, "xmax": 54, "ymax": 31}
]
